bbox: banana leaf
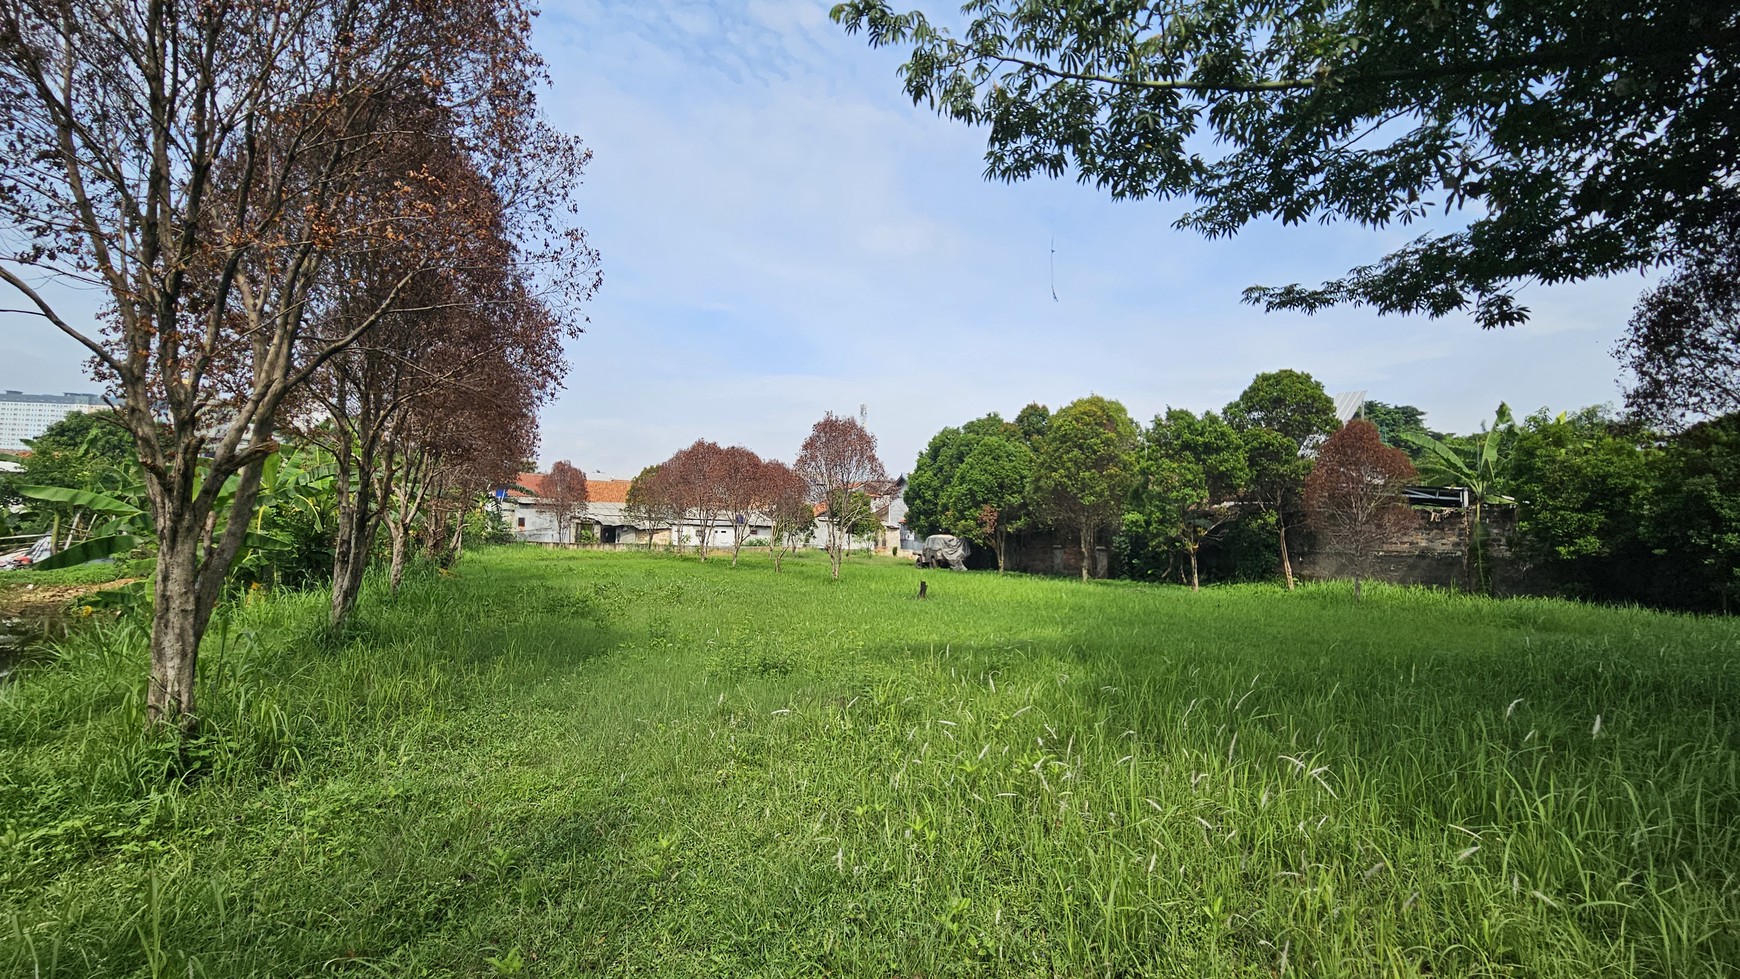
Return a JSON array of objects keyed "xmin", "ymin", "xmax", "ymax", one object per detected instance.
[
  {"xmin": 30, "ymin": 534, "xmax": 141, "ymax": 570},
  {"xmin": 16, "ymin": 484, "xmax": 146, "ymax": 517}
]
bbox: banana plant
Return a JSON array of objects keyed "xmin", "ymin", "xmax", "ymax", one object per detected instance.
[
  {"xmin": 13, "ymin": 483, "xmax": 150, "ymax": 570},
  {"xmin": 228, "ymin": 446, "xmax": 337, "ymax": 583},
  {"xmin": 1402, "ymin": 403, "xmax": 1516, "ymax": 593},
  {"xmin": 16, "ymin": 446, "xmax": 337, "ymax": 577}
]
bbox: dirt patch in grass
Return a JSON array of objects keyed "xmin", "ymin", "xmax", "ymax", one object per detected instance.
[{"xmin": 0, "ymin": 577, "xmax": 140, "ymax": 616}]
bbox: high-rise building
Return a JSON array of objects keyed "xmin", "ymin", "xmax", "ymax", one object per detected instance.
[{"xmin": 0, "ymin": 391, "xmax": 107, "ymax": 451}]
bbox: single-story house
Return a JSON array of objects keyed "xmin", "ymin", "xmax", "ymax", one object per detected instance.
[
  {"xmin": 498, "ymin": 473, "xmax": 775, "ymax": 547},
  {"xmin": 812, "ymin": 476, "xmax": 907, "ymax": 555}
]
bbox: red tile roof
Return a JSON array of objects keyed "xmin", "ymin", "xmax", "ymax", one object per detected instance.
[
  {"xmin": 590, "ymin": 479, "xmax": 631, "ymax": 504},
  {"xmin": 506, "ymin": 473, "xmax": 631, "ymax": 504}
]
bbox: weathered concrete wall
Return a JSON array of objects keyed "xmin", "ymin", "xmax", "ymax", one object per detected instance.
[
  {"xmin": 1294, "ymin": 507, "xmax": 1540, "ymax": 593},
  {"xmin": 999, "ymin": 530, "xmax": 1111, "ymax": 578}
]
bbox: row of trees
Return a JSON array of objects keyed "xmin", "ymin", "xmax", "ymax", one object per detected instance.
[
  {"xmin": 623, "ymin": 412, "xmax": 888, "ymax": 578},
  {"xmin": 4, "ymin": 406, "xmax": 536, "ymax": 597},
  {"xmin": 624, "ymin": 442, "xmax": 808, "ymax": 566},
  {"xmin": 1488, "ymin": 409, "xmax": 1739, "ymax": 612},
  {"xmin": 907, "ymin": 371, "xmax": 1343, "ymax": 584},
  {"xmin": 908, "ymin": 373, "xmax": 1740, "ymax": 611},
  {"xmin": 0, "ymin": 0, "xmax": 597, "ymax": 732}
]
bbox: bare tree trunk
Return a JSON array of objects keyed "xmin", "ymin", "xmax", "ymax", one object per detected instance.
[
  {"xmin": 1188, "ymin": 547, "xmax": 1200, "ymax": 592},
  {"xmin": 1353, "ymin": 573, "xmax": 1363, "ymax": 602},
  {"xmin": 388, "ymin": 523, "xmax": 409, "ymax": 593},
  {"xmin": 328, "ymin": 438, "xmax": 378, "ymax": 630},
  {"xmin": 148, "ymin": 518, "xmax": 203, "ymax": 733},
  {"xmin": 329, "ymin": 501, "xmax": 378, "ymax": 630},
  {"xmin": 1079, "ymin": 522, "xmax": 1093, "ymax": 582},
  {"xmin": 1277, "ymin": 513, "xmax": 1295, "ymax": 590},
  {"xmin": 448, "ymin": 514, "xmax": 465, "ymax": 564},
  {"xmin": 143, "ymin": 454, "xmax": 268, "ymax": 733}
]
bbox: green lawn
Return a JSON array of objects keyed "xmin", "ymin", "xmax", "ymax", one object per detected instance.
[{"xmin": 3, "ymin": 547, "xmax": 1737, "ymax": 977}]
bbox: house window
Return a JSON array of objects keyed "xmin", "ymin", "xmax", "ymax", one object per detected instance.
[{"xmin": 516, "ymin": 517, "xmax": 525, "ymax": 528}]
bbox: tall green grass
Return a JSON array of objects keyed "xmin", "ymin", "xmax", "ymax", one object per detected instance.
[{"xmin": 2, "ymin": 548, "xmax": 1736, "ymax": 977}]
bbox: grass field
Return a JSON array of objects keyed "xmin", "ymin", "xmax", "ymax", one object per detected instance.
[{"xmin": 2, "ymin": 547, "xmax": 1737, "ymax": 977}]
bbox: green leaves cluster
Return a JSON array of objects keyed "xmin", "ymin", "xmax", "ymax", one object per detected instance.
[
  {"xmin": 1509, "ymin": 408, "xmax": 1740, "ymax": 610},
  {"xmin": 4, "ymin": 408, "xmax": 340, "ymax": 593},
  {"xmin": 1125, "ymin": 408, "xmax": 1247, "ymax": 590},
  {"xmin": 904, "ymin": 407, "xmax": 1043, "ymax": 570},
  {"xmin": 834, "ymin": 0, "xmax": 1737, "ymax": 327}
]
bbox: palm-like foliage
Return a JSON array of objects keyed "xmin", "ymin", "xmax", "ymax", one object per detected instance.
[{"xmin": 1402, "ymin": 404, "xmax": 1516, "ymax": 592}]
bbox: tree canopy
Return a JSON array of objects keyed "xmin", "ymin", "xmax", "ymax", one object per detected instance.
[
  {"xmin": 1617, "ymin": 213, "xmax": 1740, "ymax": 429},
  {"xmin": 832, "ymin": 0, "xmax": 1739, "ymax": 328},
  {"xmin": 1129, "ymin": 408, "xmax": 1248, "ymax": 591},
  {"xmin": 903, "ymin": 413, "xmax": 1014, "ymax": 538},
  {"xmin": 1305, "ymin": 420, "xmax": 1417, "ymax": 600},
  {"xmin": 1032, "ymin": 395, "xmax": 1138, "ymax": 581},
  {"xmin": 941, "ymin": 434, "xmax": 1034, "ymax": 572},
  {"xmin": 1223, "ymin": 370, "xmax": 1338, "ymax": 588}
]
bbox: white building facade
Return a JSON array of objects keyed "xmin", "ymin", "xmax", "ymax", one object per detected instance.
[{"xmin": 0, "ymin": 392, "xmax": 106, "ymax": 451}]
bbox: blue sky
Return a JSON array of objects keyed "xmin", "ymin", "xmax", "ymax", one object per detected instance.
[{"xmin": 2, "ymin": 0, "xmax": 1653, "ymax": 480}]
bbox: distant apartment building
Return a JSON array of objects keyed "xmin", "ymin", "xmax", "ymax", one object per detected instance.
[{"xmin": 0, "ymin": 391, "xmax": 107, "ymax": 451}]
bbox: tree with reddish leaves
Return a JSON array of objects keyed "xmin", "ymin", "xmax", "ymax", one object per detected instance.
[
  {"xmin": 626, "ymin": 464, "xmax": 679, "ymax": 549},
  {"xmin": 713, "ymin": 445, "xmax": 770, "ymax": 566},
  {"xmin": 660, "ymin": 440, "xmax": 730, "ymax": 559},
  {"xmin": 294, "ymin": 106, "xmax": 583, "ymax": 631},
  {"xmin": 795, "ymin": 412, "xmax": 887, "ymax": 580},
  {"xmin": 1304, "ymin": 420, "xmax": 1418, "ymax": 601},
  {"xmin": 545, "ymin": 461, "xmax": 589, "ymax": 544},
  {"xmin": 763, "ymin": 459, "xmax": 813, "ymax": 573},
  {"xmin": 0, "ymin": 0, "xmax": 596, "ymax": 733},
  {"xmin": 380, "ymin": 330, "xmax": 546, "ymax": 591}
]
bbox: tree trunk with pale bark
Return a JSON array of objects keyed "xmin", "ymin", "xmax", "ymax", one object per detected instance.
[{"xmin": 1277, "ymin": 514, "xmax": 1295, "ymax": 590}]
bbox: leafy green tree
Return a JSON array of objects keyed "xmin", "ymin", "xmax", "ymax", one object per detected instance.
[
  {"xmin": 1128, "ymin": 409, "xmax": 1248, "ymax": 591},
  {"xmin": 1403, "ymin": 404, "xmax": 1516, "ymax": 593},
  {"xmin": 903, "ymin": 413, "xmax": 1015, "ymax": 537},
  {"xmin": 1616, "ymin": 213, "xmax": 1740, "ymax": 429},
  {"xmin": 1223, "ymin": 371, "xmax": 1340, "ymax": 451},
  {"xmin": 940, "ymin": 434, "xmax": 1034, "ymax": 572},
  {"xmin": 833, "ymin": 1, "xmax": 1732, "ymax": 328},
  {"xmin": 1014, "ymin": 403, "xmax": 1050, "ymax": 443},
  {"xmin": 1507, "ymin": 408, "xmax": 1654, "ymax": 602},
  {"xmin": 1224, "ymin": 370, "xmax": 1339, "ymax": 589},
  {"xmin": 1642, "ymin": 414, "xmax": 1740, "ymax": 612},
  {"xmin": 1032, "ymin": 396, "xmax": 1139, "ymax": 581},
  {"xmin": 20, "ymin": 409, "xmax": 134, "ymax": 492},
  {"xmin": 1358, "ymin": 401, "xmax": 1444, "ymax": 458},
  {"xmin": 11, "ymin": 410, "xmax": 139, "ymax": 550}
]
